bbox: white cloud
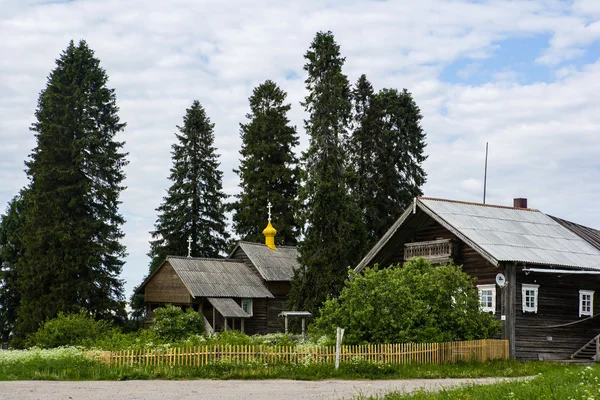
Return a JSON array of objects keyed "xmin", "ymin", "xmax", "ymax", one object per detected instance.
[{"xmin": 1, "ymin": 0, "xmax": 600, "ymax": 296}]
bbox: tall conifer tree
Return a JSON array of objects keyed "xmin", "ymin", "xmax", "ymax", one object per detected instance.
[
  {"xmin": 348, "ymin": 82, "xmax": 428, "ymax": 247},
  {"xmin": 231, "ymin": 80, "xmax": 300, "ymax": 245},
  {"xmin": 288, "ymin": 31, "xmax": 366, "ymax": 315},
  {"xmin": 15, "ymin": 40, "xmax": 128, "ymax": 341},
  {"xmin": 148, "ymin": 101, "xmax": 229, "ymax": 272},
  {"xmin": 0, "ymin": 191, "xmax": 28, "ymax": 341}
]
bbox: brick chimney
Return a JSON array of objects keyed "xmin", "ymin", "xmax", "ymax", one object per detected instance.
[{"xmin": 513, "ymin": 198, "xmax": 528, "ymax": 209}]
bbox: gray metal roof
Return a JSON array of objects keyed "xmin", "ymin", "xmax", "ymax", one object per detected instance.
[
  {"xmin": 355, "ymin": 197, "xmax": 600, "ymax": 273},
  {"xmin": 419, "ymin": 198, "xmax": 600, "ymax": 270},
  {"xmin": 236, "ymin": 242, "xmax": 299, "ymax": 281},
  {"xmin": 550, "ymin": 216, "xmax": 600, "ymax": 251},
  {"xmin": 207, "ymin": 298, "xmax": 250, "ymax": 318},
  {"xmin": 167, "ymin": 256, "xmax": 273, "ymax": 298}
]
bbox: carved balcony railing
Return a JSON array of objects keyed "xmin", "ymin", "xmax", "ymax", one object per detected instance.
[{"xmin": 404, "ymin": 238, "xmax": 454, "ymax": 264}]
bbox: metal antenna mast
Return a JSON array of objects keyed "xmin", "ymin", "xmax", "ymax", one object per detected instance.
[{"xmin": 483, "ymin": 142, "xmax": 489, "ymax": 204}]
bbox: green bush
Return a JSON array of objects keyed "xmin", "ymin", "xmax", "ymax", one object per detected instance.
[
  {"xmin": 151, "ymin": 305, "xmax": 204, "ymax": 341},
  {"xmin": 311, "ymin": 258, "xmax": 502, "ymax": 344},
  {"xmin": 27, "ymin": 311, "xmax": 114, "ymax": 348}
]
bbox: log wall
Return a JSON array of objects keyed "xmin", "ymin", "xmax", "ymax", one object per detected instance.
[
  {"xmin": 515, "ymin": 271, "xmax": 600, "ymax": 360},
  {"xmin": 144, "ymin": 262, "xmax": 192, "ymax": 304}
]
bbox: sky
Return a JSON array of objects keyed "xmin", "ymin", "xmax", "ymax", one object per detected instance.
[{"xmin": 1, "ymin": 0, "xmax": 600, "ymax": 297}]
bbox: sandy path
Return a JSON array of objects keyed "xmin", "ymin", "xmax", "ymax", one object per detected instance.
[{"xmin": 0, "ymin": 377, "xmax": 523, "ymax": 400}]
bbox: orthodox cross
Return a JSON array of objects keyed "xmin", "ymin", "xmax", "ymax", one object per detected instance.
[
  {"xmin": 267, "ymin": 201, "xmax": 272, "ymax": 222},
  {"xmin": 187, "ymin": 235, "xmax": 192, "ymax": 258}
]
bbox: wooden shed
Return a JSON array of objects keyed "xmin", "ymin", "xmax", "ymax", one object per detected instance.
[
  {"xmin": 138, "ymin": 256, "xmax": 274, "ymax": 334},
  {"xmin": 355, "ymin": 197, "xmax": 600, "ymax": 361},
  {"xmin": 137, "ymin": 236, "xmax": 300, "ymax": 334}
]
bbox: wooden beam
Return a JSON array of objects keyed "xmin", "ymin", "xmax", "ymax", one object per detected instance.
[
  {"xmin": 301, "ymin": 318, "xmax": 306, "ymax": 337},
  {"xmin": 212, "ymin": 307, "xmax": 216, "ymax": 332},
  {"xmin": 241, "ymin": 319, "xmax": 245, "ymax": 333},
  {"xmin": 504, "ymin": 263, "xmax": 517, "ymax": 358},
  {"xmin": 224, "ymin": 318, "xmax": 228, "ymax": 331},
  {"xmin": 284, "ymin": 315, "xmax": 288, "ymax": 334}
]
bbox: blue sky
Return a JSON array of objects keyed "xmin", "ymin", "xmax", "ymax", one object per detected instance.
[{"xmin": 1, "ymin": 0, "xmax": 600, "ymax": 297}]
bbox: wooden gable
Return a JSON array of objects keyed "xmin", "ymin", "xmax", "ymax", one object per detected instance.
[
  {"xmin": 144, "ymin": 262, "xmax": 192, "ymax": 304},
  {"xmin": 370, "ymin": 209, "xmax": 499, "ymax": 285},
  {"xmin": 229, "ymin": 245, "xmax": 264, "ymax": 280}
]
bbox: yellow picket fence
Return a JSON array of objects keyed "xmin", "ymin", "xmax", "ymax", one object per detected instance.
[{"xmin": 101, "ymin": 339, "xmax": 508, "ymax": 368}]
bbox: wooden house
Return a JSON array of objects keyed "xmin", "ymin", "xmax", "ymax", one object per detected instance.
[
  {"xmin": 137, "ymin": 219, "xmax": 299, "ymax": 335},
  {"xmin": 354, "ymin": 197, "xmax": 600, "ymax": 361}
]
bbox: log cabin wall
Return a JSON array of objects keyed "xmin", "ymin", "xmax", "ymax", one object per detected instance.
[
  {"xmin": 144, "ymin": 262, "xmax": 192, "ymax": 304},
  {"xmin": 266, "ymin": 282, "xmax": 290, "ymax": 333},
  {"xmin": 515, "ymin": 270, "xmax": 600, "ymax": 360},
  {"xmin": 236, "ymin": 298, "xmax": 268, "ymax": 335}
]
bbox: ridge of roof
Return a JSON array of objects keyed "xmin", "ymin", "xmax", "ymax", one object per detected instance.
[
  {"xmin": 418, "ymin": 196, "xmax": 539, "ymax": 212},
  {"xmin": 167, "ymin": 256, "xmax": 244, "ymax": 263},
  {"xmin": 237, "ymin": 240, "xmax": 298, "ymax": 249}
]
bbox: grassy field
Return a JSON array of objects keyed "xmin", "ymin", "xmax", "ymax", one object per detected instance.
[
  {"xmin": 369, "ymin": 363, "xmax": 599, "ymax": 400},
  {"xmin": 0, "ymin": 347, "xmax": 567, "ymax": 381}
]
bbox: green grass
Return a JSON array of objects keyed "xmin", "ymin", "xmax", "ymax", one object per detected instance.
[
  {"xmin": 370, "ymin": 363, "xmax": 600, "ymax": 400},
  {"xmin": 0, "ymin": 347, "xmax": 567, "ymax": 381}
]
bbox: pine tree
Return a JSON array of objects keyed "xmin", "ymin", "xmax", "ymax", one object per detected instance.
[
  {"xmin": 148, "ymin": 100, "xmax": 229, "ymax": 272},
  {"xmin": 15, "ymin": 40, "xmax": 128, "ymax": 341},
  {"xmin": 0, "ymin": 191, "xmax": 29, "ymax": 342},
  {"xmin": 288, "ymin": 31, "xmax": 367, "ymax": 315},
  {"xmin": 348, "ymin": 75, "xmax": 427, "ymax": 248},
  {"xmin": 231, "ymin": 80, "xmax": 300, "ymax": 245}
]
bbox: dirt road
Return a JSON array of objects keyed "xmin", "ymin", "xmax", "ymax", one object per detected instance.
[{"xmin": 0, "ymin": 377, "xmax": 522, "ymax": 399}]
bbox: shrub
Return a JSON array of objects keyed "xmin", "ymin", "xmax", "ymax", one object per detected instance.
[
  {"xmin": 151, "ymin": 305, "xmax": 204, "ymax": 341},
  {"xmin": 310, "ymin": 258, "xmax": 502, "ymax": 344},
  {"xmin": 27, "ymin": 311, "xmax": 114, "ymax": 348}
]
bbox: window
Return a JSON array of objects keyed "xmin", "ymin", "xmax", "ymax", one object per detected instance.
[
  {"xmin": 477, "ymin": 284, "xmax": 496, "ymax": 313},
  {"xmin": 521, "ymin": 284, "xmax": 539, "ymax": 313},
  {"xmin": 241, "ymin": 299, "xmax": 253, "ymax": 317},
  {"xmin": 579, "ymin": 290, "xmax": 594, "ymax": 317}
]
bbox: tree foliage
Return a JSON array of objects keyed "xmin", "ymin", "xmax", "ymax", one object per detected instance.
[
  {"xmin": 151, "ymin": 305, "xmax": 205, "ymax": 342},
  {"xmin": 289, "ymin": 31, "xmax": 367, "ymax": 315},
  {"xmin": 311, "ymin": 258, "xmax": 502, "ymax": 344},
  {"xmin": 231, "ymin": 80, "xmax": 300, "ymax": 245},
  {"xmin": 26, "ymin": 311, "xmax": 114, "ymax": 349},
  {"xmin": 14, "ymin": 40, "xmax": 128, "ymax": 342},
  {"xmin": 0, "ymin": 191, "xmax": 29, "ymax": 341},
  {"xmin": 148, "ymin": 100, "xmax": 229, "ymax": 272},
  {"xmin": 348, "ymin": 75, "xmax": 428, "ymax": 247}
]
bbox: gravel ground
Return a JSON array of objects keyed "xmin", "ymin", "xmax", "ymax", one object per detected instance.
[{"xmin": 0, "ymin": 377, "xmax": 524, "ymax": 400}]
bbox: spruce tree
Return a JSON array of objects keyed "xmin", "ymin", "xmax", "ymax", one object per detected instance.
[
  {"xmin": 0, "ymin": 191, "xmax": 28, "ymax": 342},
  {"xmin": 148, "ymin": 100, "xmax": 229, "ymax": 272},
  {"xmin": 231, "ymin": 80, "xmax": 300, "ymax": 245},
  {"xmin": 348, "ymin": 75, "xmax": 378, "ymax": 247},
  {"xmin": 348, "ymin": 75, "xmax": 427, "ymax": 248},
  {"xmin": 288, "ymin": 31, "xmax": 366, "ymax": 315},
  {"xmin": 15, "ymin": 40, "xmax": 128, "ymax": 341}
]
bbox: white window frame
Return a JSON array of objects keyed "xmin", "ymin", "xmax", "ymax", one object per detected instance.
[
  {"xmin": 521, "ymin": 284, "xmax": 539, "ymax": 313},
  {"xmin": 579, "ymin": 290, "xmax": 594, "ymax": 318},
  {"xmin": 241, "ymin": 298, "xmax": 253, "ymax": 317},
  {"xmin": 477, "ymin": 284, "xmax": 496, "ymax": 313}
]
